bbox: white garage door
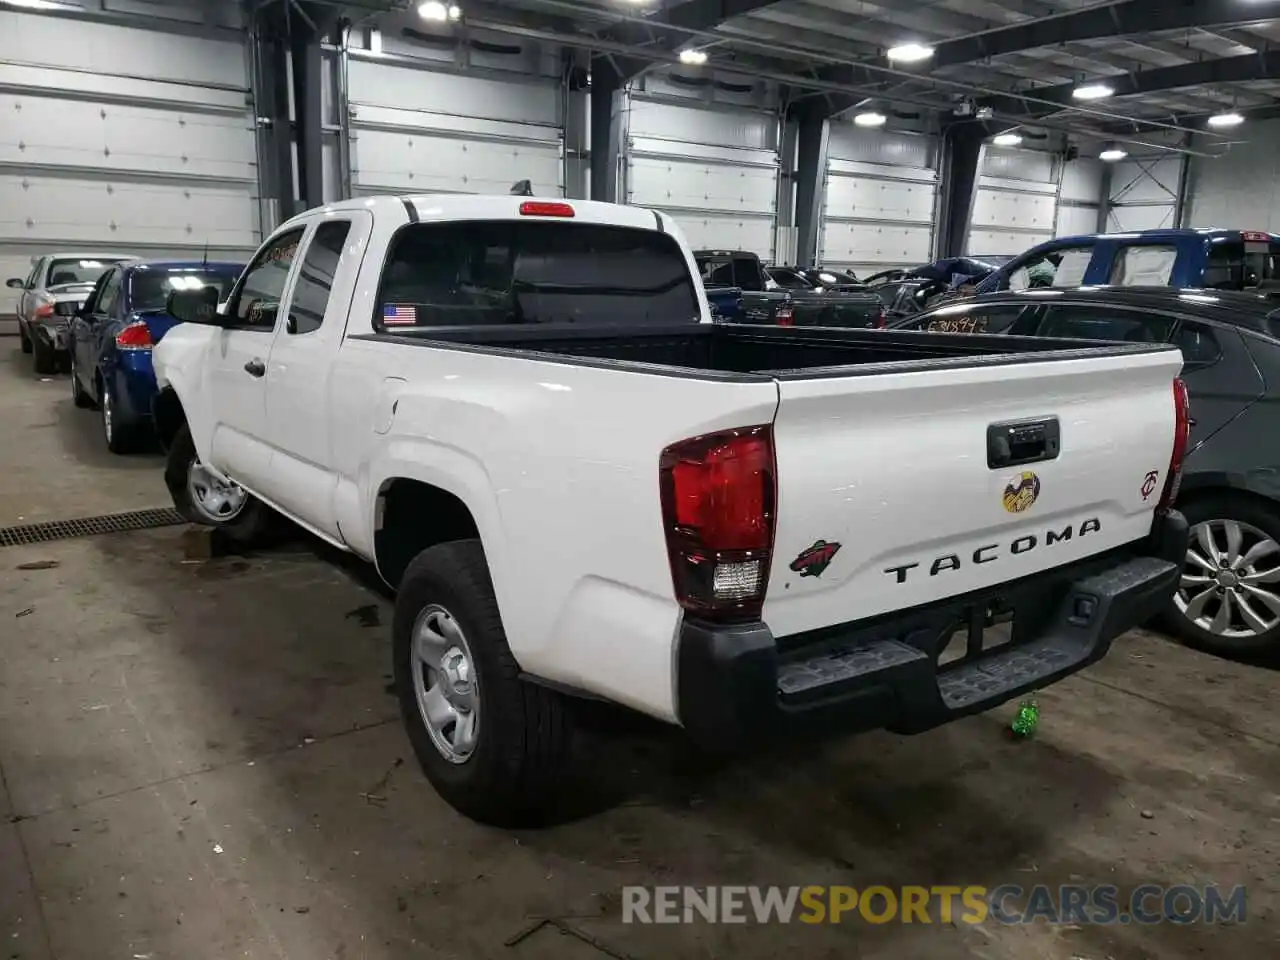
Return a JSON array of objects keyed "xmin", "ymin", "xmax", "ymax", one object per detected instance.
[
  {"xmin": 347, "ymin": 59, "xmax": 563, "ymax": 198},
  {"xmin": 0, "ymin": 11, "xmax": 259, "ymax": 328},
  {"xmin": 969, "ymin": 147, "xmax": 1058, "ymax": 255},
  {"xmin": 1107, "ymin": 157, "xmax": 1185, "ymax": 232},
  {"xmin": 626, "ymin": 99, "xmax": 779, "ymax": 259},
  {"xmin": 820, "ymin": 125, "xmax": 937, "ymax": 277}
]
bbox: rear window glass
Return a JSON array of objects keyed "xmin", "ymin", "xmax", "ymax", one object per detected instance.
[
  {"xmin": 377, "ymin": 221, "xmax": 699, "ymax": 329},
  {"xmin": 1205, "ymin": 240, "xmax": 1280, "ymax": 289},
  {"xmin": 1109, "ymin": 245, "xmax": 1178, "ymax": 286},
  {"xmin": 130, "ymin": 268, "xmax": 240, "ymax": 312},
  {"xmin": 46, "ymin": 258, "xmax": 128, "ymax": 288}
]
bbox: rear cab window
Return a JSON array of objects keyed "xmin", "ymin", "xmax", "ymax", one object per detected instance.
[
  {"xmin": 376, "ymin": 221, "xmax": 700, "ymax": 330},
  {"xmin": 1204, "ymin": 235, "xmax": 1280, "ymax": 289}
]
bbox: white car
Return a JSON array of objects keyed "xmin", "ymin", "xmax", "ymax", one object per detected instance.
[
  {"xmin": 6, "ymin": 252, "xmax": 138, "ymax": 373},
  {"xmin": 151, "ymin": 193, "xmax": 1191, "ymax": 826}
]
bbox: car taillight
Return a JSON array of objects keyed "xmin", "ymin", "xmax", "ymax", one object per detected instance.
[
  {"xmin": 775, "ymin": 305, "xmax": 794, "ymax": 327},
  {"xmin": 1157, "ymin": 377, "xmax": 1190, "ymax": 511},
  {"xmin": 873, "ymin": 307, "xmax": 887, "ymax": 328},
  {"xmin": 519, "ymin": 201, "xmax": 574, "ymax": 217},
  {"xmin": 115, "ymin": 321, "xmax": 153, "ymax": 351},
  {"xmin": 659, "ymin": 425, "xmax": 776, "ymax": 621},
  {"xmin": 33, "ymin": 303, "xmax": 54, "ymax": 319}
]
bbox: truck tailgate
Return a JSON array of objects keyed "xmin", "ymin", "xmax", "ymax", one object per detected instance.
[{"xmin": 763, "ymin": 346, "xmax": 1183, "ymax": 638}]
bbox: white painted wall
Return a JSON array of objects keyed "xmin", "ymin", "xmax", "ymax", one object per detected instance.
[
  {"xmin": 0, "ymin": 9, "xmax": 259, "ymax": 323},
  {"xmin": 819, "ymin": 125, "xmax": 937, "ymax": 277},
  {"xmin": 1186, "ymin": 120, "xmax": 1280, "ymax": 231},
  {"xmin": 968, "ymin": 147, "xmax": 1058, "ymax": 255},
  {"xmin": 1056, "ymin": 157, "xmax": 1102, "ymax": 237}
]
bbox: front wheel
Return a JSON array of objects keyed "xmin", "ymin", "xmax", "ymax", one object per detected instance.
[
  {"xmin": 394, "ymin": 540, "xmax": 575, "ymax": 826},
  {"xmin": 164, "ymin": 423, "xmax": 271, "ymax": 545},
  {"xmin": 1163, "ymin": 496, "xmax": 1280, "ymax": 656}
]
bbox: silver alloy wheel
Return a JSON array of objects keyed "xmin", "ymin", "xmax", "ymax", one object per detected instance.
[
  {"xmin": 1176, "ymin": 518, "xmax": 1280, "ymax": 639},
  {"xmin": 411, "ymin": 604, "xmax": 480, "ymax": 764},
  {"xmin": 185, "ymin": 459, "xmax": 249, "ymax": 523},
  {"xmin": 101, "ymin": 384, "xmax": 113, "ymax": 443}
]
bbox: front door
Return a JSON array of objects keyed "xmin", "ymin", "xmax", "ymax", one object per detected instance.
[
  {"xmin": 205, "ymin": 227, "xmax": 306, "ymax": 494},
  {"xmin": 257, "ymin": 214, "xmax": 366, "ymax": 539}
]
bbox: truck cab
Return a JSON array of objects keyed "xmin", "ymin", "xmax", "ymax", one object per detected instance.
[{"xmin": 973, "ymin": 229, "xmax": 1280, "ymax": 295}]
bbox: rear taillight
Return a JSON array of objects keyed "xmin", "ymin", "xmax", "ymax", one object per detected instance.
[
  {"xmin": 873, "ymin": 307, "xmax": 887, "ymax": 328},
  {"xmin": 659, "ymin": 426, "xmax": 776, "ymax": 621},
  {"xmin": 519, "ymin": 201, "xmax": 575, "ymax": 217},
  {"xmin": 33, "ymin": 303, "xmax": 54, "ymax": 319},
  {"xmin": 1157, "ymin": 377, "xmax": 1190, "ymax": 511},
  {"xmin": 115, "ymin": 321, "xmax": 153, "ymax": 351},
  {"xmin": 775, "ymin": 305, "xmax": 794, "ymax": 327}
]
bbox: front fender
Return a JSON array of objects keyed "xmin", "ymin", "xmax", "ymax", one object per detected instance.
[{"xmin": 152, "ymin": 324, "xmax": 219, "ymax": 463}]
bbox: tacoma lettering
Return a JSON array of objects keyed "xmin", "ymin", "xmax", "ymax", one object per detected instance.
[{"xmin": 883, "ymin": 518, "xmax": 1102, "ymax": 584}]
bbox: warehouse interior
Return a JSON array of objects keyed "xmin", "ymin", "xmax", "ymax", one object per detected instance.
[{"xmin": 2, "ymin": 1, "xmax": 1280, "ymax": 959}]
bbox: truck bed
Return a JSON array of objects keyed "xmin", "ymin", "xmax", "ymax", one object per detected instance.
[{"xmin": 360, "ymin": 322, "xmax": 1159, "ymax": 379}]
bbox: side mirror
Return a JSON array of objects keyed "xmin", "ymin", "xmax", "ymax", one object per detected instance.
[
  {"xmin": 5, "ymin": 278, "xmax": 23, "ymax": 289},
  {"xmin": 53, "ymin": 301, "xmax": 81, "ymax": 318},
  {"xmin": 166, "ymin": 286, "xmax": 223, "ymax": 326}
]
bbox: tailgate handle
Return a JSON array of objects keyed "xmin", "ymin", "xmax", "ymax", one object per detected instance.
[{"xmin": 987, "ymin": 418, "xmax": 1060, "ymax": 469}]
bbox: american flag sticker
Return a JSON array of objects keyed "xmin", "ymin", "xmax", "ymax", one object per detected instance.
[{"xmin": 383, "ymin": 303, "xmax": 417, "ymax": 326}]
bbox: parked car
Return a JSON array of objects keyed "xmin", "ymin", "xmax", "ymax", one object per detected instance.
[
  {"xmin": 766, "ymin": 266, "xmax": 863, "ymax": 292},
  {"xmin": 972, "ymin": 229, "xmax": 1280, "ymax": 296},
  {"xmin": 695, "ymin": 249, "xmax": 884, "ymax": 327},
  {"xmin": 6, "ymin": 252, "xmax": 137, "ymax": 373},
  {"xmin": 68, "ymin": 259, "xmax": 243, "ymax": 453},
  {"xmin": 152, "ymin": 194, "xmax": 1186, "ymax": 826},
  {"xmin": 893, "ymin": 285, "xmax": 1280, "ymax": 656}
]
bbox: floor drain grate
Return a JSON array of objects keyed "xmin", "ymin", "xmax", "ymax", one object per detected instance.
[{"xmin": 0, "ymin": 507, "xmax": 186, "ymax": 548}]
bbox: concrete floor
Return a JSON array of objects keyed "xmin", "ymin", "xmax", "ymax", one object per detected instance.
[{"xmin": 0, "ymin": 342, "xmax": 1277, "ymax": 960}]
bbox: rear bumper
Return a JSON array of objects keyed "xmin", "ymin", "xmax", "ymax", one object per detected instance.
[
  {"xmin": 676, "ymin": 510, "xmax": 1188, "ymax": 750},
  {"xmin": 34, "ymin": 322, "xmax": 69, "ymax": 353}
]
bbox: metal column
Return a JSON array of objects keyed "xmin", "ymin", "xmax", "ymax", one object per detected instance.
[
  {"xmin": 793, "ymin": 105, "xmax": 829, "ymax": 269},
  {"xmin": 590, "ymin": 57, "xmax": 624, "ymax": 203},
  {"xmin": 936, "ymin": 122, "xmax": 986, "ymax": 258}
]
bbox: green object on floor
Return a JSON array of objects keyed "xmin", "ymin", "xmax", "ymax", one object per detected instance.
[{"xmin": 1011, "ymin": 699, "xmax": 1039, "ymax": 738}]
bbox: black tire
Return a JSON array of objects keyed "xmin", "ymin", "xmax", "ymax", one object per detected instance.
[
  {"xmin": 99, "ymin": 376, "xmax": 141, "ymax": 454},
  {"xmin": 32, "ymin": 336, "xmax": 56, "ymax": 375},
  {"xmin": 164, "ymin": 422, "xmax": 272, "ymax": 545},
  {"xmin": 394, "ymin": 540, "xmax": 575, "ymax": 826},
  {"xmin": 18, "ymin": 323, "xmax": 32, "ymax": 355},
  {"xmin": 1161, "ymin": 494, "xmax": 1280, "ymax": 656},
  {"xmin": 71, "ymin": 358, "xmax": 94, "ymax": 409}
]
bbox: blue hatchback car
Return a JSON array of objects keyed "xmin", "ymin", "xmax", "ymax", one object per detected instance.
[{"xmin": 69, "ymin": 260, "xmax": 244, "ymax": 453}]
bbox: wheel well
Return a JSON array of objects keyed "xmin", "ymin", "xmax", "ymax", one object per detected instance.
[
  {"xmin": 1177, "ymin": 485, "xmax": 1280, "ymax": 519},
  {"xmin": 374, "ymin": 479, "xmax": 480, "ymax": 589},
  {"xmin": 152, "ymin": 388, "xmax": 187, "ymax": 453}
]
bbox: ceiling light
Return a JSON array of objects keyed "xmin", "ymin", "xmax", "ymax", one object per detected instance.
[
  {"xmin": 678, "ymin": 48, "xmax": 708, "ymax": 65},
  {"xmin": 418, "ymin": 1, "xmax": 459, "ymax": 21},
  {"xmin": 991, "ymin": 132, "xmax": 1022, "ymax": 147},
  {"xmin": 1072, "ymin": 83, "xmax": 1115, "ymax": 101},
  {"xmin": 886, "ymin": 43, "xmax": 934, "ymax": 63},
  {"xmin": 1099, "ymin": 147, "xmax": 1127, "ymax": 162},
  {"xmin": 1207, "ymin": 111, "xmax": 1244, "ymax": 128},
  {"xmin": 854, "ymin": 111, "xmax": 887, "ymax": 127}
]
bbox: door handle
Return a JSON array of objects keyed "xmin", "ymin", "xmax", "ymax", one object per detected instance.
[{"xmin": 244, "ymin": 358, "xmax": 266, "ymax": 378}]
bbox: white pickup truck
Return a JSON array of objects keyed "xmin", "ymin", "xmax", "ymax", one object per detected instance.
[{"xmin": 152, "ymin": 193, "xmax": 1190, "ymax": 825}]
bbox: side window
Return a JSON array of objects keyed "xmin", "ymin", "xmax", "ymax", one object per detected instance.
[
  {"xmin": 82, "ymin": 272, "xmax": 110, "ymax": 315},
  {"xmin": 287, "ymin": 221, "xmax": 351, "ymax": 335},
  {"xmin": 1037, "ymin": 305, "xmax": 1175, "ymax": 343},
  {"xmin": 906, "ymin": 303, "xmax": 1034, "ymax": 334},
  {"xmin": 1006, "ymin": 246, "xmax": 1093, "ymax": 291},
  {"xmin": 97, "ymin": 269, "xmax": 123, "ymax": 316},
  {"xmin": 1109, "ymin": 245, "xmax": 1178, "ymax": 286},
  {"xmin": 1173, "ymin": 321, "xmax": 1221, "ymax": 367},
  {"xmin": 228, "ymin": 229, "xmax": 305, "ymax": 330}
]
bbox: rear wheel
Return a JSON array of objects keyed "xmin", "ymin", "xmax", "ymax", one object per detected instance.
[
  {"xmin": 99, "ymin": 376, "xmax": 141, "ymax": 454},
  {"xmin": 1163, "ymin": 495, "xmax": 1280, "ymax": 656},
  {"xmin": 18, "ymin": 324, "xmax": 32, "ymax": 355},
  {"xmin": 394, "ymin": 539, "xmax": 575, "ymax": 826},
  {"xmin": 32, "ymin": 336, "xmax": 56, "ymax": 375},
  {"xmin": 164, "ymin": 423, "xmax": 272, "ymax": 545}
]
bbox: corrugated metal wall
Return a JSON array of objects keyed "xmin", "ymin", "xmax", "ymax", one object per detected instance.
[
  {"xmin": 625, "ymin": 80, "xmax": 780, "ymax": 258},
  {"xmin": 0, "ymin": 9, "xmax": 259, "ymax": 324},
  {"xmin": 968, "ymin": 147, "xmax": 1058, "ymax": 254},
  {"xmin": 820, "ymin": 124, "xmax": 937, "ymax": 277},
  {"xmin": 1186, "ymin": 121, "xmax": 1280, "ymax": 230},
  {"xmin": 346, "ymin": 32, "xmax": 564, "ymax": 199},
  {"xmin": 1106, "ymin": 156, "xmax": 1184, "ymax": 231},
  {"xmin": 1056, "ymin": 157, "xmax": 1102, "ymax": 237}
]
